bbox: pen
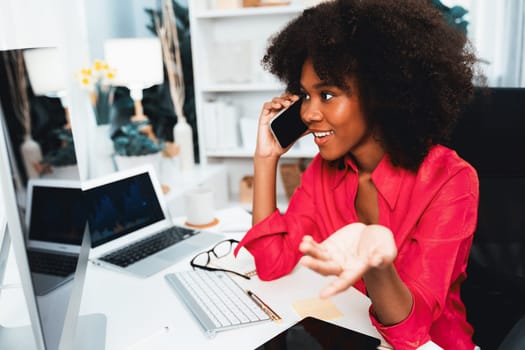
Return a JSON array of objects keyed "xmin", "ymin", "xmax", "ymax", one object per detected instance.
[{"xmin": 247, "ymin": 290, "xmax": 281, "ymax": 322}]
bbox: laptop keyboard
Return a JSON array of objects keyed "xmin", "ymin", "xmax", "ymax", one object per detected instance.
[
  {"xmin": 99, "ymin": 226, "xmax": 197, "ymax": 267},
  {"xmin": 165, "ymin": 270, "xmax": 271, "ymax": 337},
  {"xmin": 27, "ymin": 250, "xmax": 78, "ymax": 276}
]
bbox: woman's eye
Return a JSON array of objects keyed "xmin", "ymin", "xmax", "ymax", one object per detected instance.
[
  {"xmin": 301, "ymin": 93, "xmax": 310, "ymax": 100},
  {"xmin": 321, "ymin": 92, "xmax": 334, "ymax": 101}
]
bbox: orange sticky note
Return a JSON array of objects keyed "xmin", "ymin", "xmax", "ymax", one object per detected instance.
[{"xmin": 292, "ymin": 298, "xmax": 343, "ymax": 320}]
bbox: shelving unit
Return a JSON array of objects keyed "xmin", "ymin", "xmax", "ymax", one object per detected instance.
[{"xmin": 188, "ymin": 1, "xmax": 317, "ymax": 204}]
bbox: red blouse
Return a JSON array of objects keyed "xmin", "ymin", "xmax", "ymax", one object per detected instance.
[{"xmin": 235, "ymin": 145, "xmax": 479, "ymax": 349}]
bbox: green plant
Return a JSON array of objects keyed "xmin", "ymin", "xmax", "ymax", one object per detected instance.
[
  {"xmin": 113, "ymin": 120, "xmax": 164, "ymax": 156},
  {"xmin": 432, "ymin": 0, "xmax": 469, "ymax": 35},
  {"xmin": 41, "ymin": 127, "xmax": 77, "ymax": 166}
]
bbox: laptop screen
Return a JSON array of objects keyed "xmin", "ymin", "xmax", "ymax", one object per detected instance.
[
  {"xmin": 84, "ymin": 171, "xmax": 165, "ymax": 248},
  {"xmin": 29, "ymin": 185, "xmax": 85, "ymax": 246}
]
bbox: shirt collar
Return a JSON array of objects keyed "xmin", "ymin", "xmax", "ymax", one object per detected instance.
[
  {"xmin": 332, "ymin": 154, "xmax": 358, "ymax": 189},
  {"xmin": 371, "ymin": 154, "xmax": 405, "ymax": 210}
]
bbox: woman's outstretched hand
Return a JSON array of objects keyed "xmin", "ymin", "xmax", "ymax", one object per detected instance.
[{"xmin": 299, "ymin": 223, "xmax": 397, "ymax": 298}]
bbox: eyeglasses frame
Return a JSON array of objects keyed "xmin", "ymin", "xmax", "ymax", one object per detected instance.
[{"xmin": 189, "ymin": 239, "xmax": 250, "ymax": 280}]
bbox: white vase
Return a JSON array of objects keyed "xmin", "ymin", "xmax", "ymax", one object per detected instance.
[
  {"xmin": 173, "ymin": 118, "xmax": 195, "ymax": 171},
  {"xmin": 89, "ymin": 124, "xmax": 114, "ymax": 177},
  {"xmin": 20, "ymin": 135, "xmax": 43, "ymax": 179},
  {"xmin": 113, "ymin": 152, "xmax": 162, "ymax": 178}
]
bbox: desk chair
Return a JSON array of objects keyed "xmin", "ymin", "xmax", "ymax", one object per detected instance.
[{"xmin": 448, "ymin": 87, "xmax": 525, "ymax": 349}]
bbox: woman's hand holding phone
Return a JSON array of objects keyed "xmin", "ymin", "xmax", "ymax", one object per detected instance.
[{"xmin": 255, "ymin": 94, "xmax": 304, "ymax": 160}]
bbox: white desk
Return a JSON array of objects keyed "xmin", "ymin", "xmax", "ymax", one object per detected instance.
[
  {"xmin": 0, "ymin": 208, "xmax": 442, "ymax": 349},
  {"xmin": 74, "ymin": 207, "xmax": 384, "ymax": 349}
]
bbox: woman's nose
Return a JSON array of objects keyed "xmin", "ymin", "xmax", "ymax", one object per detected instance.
[{"xmin": 301, "ymin": 103, "xmax": 322, "ymax": 125}]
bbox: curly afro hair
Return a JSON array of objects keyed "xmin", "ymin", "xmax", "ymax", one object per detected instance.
[{"xmin": 262, "ymin": 0, "xmax": 479, "ymax": 171}]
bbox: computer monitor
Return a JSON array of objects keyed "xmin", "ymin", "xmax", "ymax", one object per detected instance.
[
  {"xmin": 0, "ymin": 49, "xmax": 105, "ymax": 349},
  {"xmin": 0, "ymin": 98, "xmax": 46, "ymax": 349}
]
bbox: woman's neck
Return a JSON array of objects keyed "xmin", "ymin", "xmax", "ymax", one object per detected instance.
[{"xmin": 352, "ymin": 140, "xmax": 385, "ymax": 175}]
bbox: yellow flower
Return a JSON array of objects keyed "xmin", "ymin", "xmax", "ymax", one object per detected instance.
[
  {"xmin": 74, "ymin": 69, "xmax": 95, "ymax": 91},
  {"xmin": 75, "ymin": 59, "xmax": 116, "ymax": 89},
  {"xmin": 93, "ymin": 59, "xmax": 105, "ymax": 72}
]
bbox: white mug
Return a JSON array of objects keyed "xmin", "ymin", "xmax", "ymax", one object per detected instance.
[{"xmin": 185, "ymin": 187, "xmax": 216, "ymax": 227}]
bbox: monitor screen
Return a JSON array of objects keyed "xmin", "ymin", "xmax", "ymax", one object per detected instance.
[{"xmin": 28, "ymin": 185, "xmax": 85, "ymax": 246}]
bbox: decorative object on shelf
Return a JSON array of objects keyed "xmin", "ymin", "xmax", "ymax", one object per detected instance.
[
  {"xmin": 1, "ymin": 49, "xmax": 43, "ymax": 180},
  {"xmin": 215, "ymin": 0, "xmax": 242, "ymax": 9},
  {"xmin": 20, "ymin": 135, "xmax": 43, "ymax": 179},
  {"xmin": 113, "ymin": 120, "xmax": 164, "ymax": 156},
  {"xmin": 202, "ymin": 99, "xmax": 240, "ymax": 150},
  {"xmin": 105, "ymin": 38, "xmax": 164, "ymax": 123},
  {"xmin": 184, "ymin": 187, "xmax": 219, "ymax": 228},
  {"xmin": 22, "ymin": 47, "xmax": 79, "ymax": 179},
  {"xmin": 280, "ymin": 158, "xmax": 309, "ymax": 200},
  {"xmin": 242, "ymin": 0, "xmax": 290, "ymax": 7},
  {"xmin": 23, "ymin": 47, "xmax": 71, "ymax": 129},
  {"xmin": 38, "ymin": 127, "xmax": 79, "ymax": 179},
  {"xmin": 152, "ymin": 0, "xmax": 195, "ymax": 171},
  {"xmin": 105, "ymin": 38, "xmax": 172, "ymax": 173},
  {"xmin": 239, "ymin": 175, "xmax": 254, "ymax": 205},
  {"xmin": 431, "ymin": 0, "xmax": 469, "ymax": 35},
  {"xmin": 239, "ymin": 117, "xmax": 258, "ymax": 151},
  {"xmin": 112, "ymin": 119, "xmax": 165, "ymax": 174},
  {"xmin": 74, "ymin": 59, "xmax": 116, "ymax": 125}
]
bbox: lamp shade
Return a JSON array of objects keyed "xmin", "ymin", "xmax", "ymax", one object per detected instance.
[
  {"xmin": 23, "ymin": 47, "xmax": 66, "ymax": 96},
  {"xmin": 104, "ymin": 38, "xmax": 164, "ymax": 90}
]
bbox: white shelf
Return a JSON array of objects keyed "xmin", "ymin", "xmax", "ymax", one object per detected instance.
[
  {"xmin": 206, "ymin": 148, "xmax": 316, "ymax": 159},
  {"xmin": 189, "ymin": 2, "xmax": 310, "ymax": 204},
  {"xmin": 202, "ymin": 83, "xmax": 284, "ymax": 93},
  {"xmin": 195, "ymin": 6, "xmax": 303, "ymax": 19}
]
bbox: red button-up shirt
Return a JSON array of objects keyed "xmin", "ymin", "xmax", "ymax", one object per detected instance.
[{"xmin": 235, "ymin": 145, "xmax": 479, "ymax": 349}]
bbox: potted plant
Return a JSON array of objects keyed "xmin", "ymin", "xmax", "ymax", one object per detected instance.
[
  {"xmin": 38, "ymin": 127, "xmax": 79, "ymax": 179},
  {"xmin": 112, "ymin": 117, "xmax": 166, "ymax": 175}
]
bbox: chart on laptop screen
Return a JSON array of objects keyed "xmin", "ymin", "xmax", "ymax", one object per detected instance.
[{"xmin": 85, "ymin": 172, "xmax": 165, "ymax": 247}]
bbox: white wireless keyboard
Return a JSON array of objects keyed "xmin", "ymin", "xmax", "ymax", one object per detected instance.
[{"xmin": 165, "ymin": 270, "xmax": 271, "ymax": 337}]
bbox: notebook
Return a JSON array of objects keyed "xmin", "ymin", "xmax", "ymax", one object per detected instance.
[
  {"xmin": 82, "ymin": 164, "xmax": 223, "ymax": 278},
  {"xmin": 25, "ymin": 179, "xmax": 85, "ymax": 296}
]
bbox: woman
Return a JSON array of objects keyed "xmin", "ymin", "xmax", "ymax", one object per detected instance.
[{"xmin": 234, "ymin": 0, "xmax": 480, "ymax": 348}]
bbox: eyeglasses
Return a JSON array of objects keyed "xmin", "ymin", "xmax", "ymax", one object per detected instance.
[{"xmin": 190, "ymin": 239, "xmax": 250, "ymax": 279}]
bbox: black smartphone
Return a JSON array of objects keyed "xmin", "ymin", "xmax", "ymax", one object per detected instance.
[
  {"xmin": 257, "ymin": 316, "xmax": 382, "ymax": 349},
  {"xmin": 269, "ymin": 98, "xmax": 308, "ymax": 149}
]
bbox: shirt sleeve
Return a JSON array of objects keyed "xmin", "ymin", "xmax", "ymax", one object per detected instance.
[
  {"xmin": 233, "ymin": 161, "xmax": 322, "ymax": 281},
  {"xmin": 371, "ymin": 167, "xmax": 479, "ymax": 349}
]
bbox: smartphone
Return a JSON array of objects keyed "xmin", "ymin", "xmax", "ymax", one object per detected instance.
[
  {"xmin": 258, "ymin": 316, "xmax": 382, "ymax": 349},
  {"xmin": 269, "ymin": 98, "xmax": 308, "ymax": 149}
]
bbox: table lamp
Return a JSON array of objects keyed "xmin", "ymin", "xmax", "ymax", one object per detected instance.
[
  {"xmin": 22, "ymin": 47, "xmax": 70, "ymax": 178},
  {"xmin": 23, "ymin": 47, "xmax": 69, "ymax": 127},
  {"xmin": 104, "ymin": 38, "xmax": 164, "ymax": 122}
]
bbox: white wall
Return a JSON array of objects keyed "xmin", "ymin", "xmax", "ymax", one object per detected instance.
[
  {"xmin": 0, "ymin": 0, "xmax": 61, "ymax": 50},
  {"xmin": 84, "ymin": 0, "xmax": 158, "ymax": 61}
]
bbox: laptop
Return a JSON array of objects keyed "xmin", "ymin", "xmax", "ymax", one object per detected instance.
[
  {"xmin": 83, "ymin": 164, "xmax": 223, "ymax": 278},
  {"xmin": 25, "ymin": 179, "xmax": 85, "ymax": 296}
]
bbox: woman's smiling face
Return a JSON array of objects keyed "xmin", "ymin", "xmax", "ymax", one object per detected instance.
[{"xmin": 299, "ymin": 59, "xmax": 380, "ymax": 163}]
